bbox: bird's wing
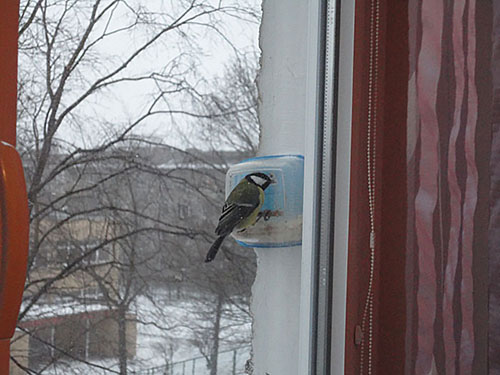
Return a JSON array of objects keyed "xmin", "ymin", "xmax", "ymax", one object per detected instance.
[{"xmin": 215, "ymin": 201, "xmax": 259, "ymax": 236}]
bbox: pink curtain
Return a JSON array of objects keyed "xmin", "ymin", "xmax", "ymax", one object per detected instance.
[
  {"xmin": 405, "ymin": 0, "xmax": 493, "ymax": 373},
  {"xmin": 488, "ymin": 2, "xmax": 500, "ymax": 373}
]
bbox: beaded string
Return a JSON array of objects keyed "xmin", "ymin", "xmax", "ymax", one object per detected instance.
[{"xmin": 359, "ymin": 0, "xmax": 380, "ymax": 374}]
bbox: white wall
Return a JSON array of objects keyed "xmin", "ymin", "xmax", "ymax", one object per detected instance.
[
  {"xmin": 257, "ymin": 0, "xmax": 308, "ymax": 154},
  {"xmin": 253, "ymin": 0, "xmax": 355, "ymax": 373},
  {"xmin": 252, "ymin": 0, "xmax": 310, "ymax": 374}
]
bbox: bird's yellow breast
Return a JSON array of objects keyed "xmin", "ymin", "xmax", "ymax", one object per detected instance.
[{"xmin": 235, "ymin": 187, "xmax": 265, "ymax": 230}]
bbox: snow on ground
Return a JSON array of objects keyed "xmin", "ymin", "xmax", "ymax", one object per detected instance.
[{"xmin": 36, "ymin": 289, "xmax": 252, "ymax": 374}]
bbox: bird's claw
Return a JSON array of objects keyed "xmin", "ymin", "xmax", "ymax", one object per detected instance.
[
  {"xmin": 263, "ymin": 209, "xmax": 272, "ymax": 221},
  {"xmin": 256, "ymin": 209, "xmax": 274, "ymax": 223}
]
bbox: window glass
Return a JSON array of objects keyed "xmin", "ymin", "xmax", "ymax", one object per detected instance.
[{"xmin": 14, "ymin": 1, "xmax": 261, "ymax": 374}]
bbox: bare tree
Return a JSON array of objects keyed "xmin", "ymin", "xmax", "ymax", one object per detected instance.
[
  {"xmin": 14, "ymin": 1, "xmax": 261, "ymax": 373},
  {"xmin": 185, "ymin": 53, "xmax": 260, "ymax": 156}
]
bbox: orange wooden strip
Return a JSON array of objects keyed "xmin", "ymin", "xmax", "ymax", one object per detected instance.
[{"xmin": 0, "ymin": 1, "xmax": 19, "ymax": 145}]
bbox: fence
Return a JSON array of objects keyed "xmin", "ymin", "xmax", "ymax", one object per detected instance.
[{"xmin": 131, "ymin": 346, "xmax": 251, "ymax": 375}]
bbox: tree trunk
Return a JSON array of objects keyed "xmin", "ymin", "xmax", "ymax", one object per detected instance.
[
  {"xmin": 209, "ymin": 294, "xmax": 223, "ymax": 375},
  {"xmin": 118, "ymin": 307, "xmax": 128, "ymax": 375}
]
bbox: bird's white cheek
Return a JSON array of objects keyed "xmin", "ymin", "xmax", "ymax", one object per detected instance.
[{"xmin": 250, "ymin": 176, "xmax": 267, "ymax": 186}]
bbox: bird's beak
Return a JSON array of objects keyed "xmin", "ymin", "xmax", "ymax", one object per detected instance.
[{"xmin": 267, "ymin": 173, "xmax": 277, "ymax": 184}]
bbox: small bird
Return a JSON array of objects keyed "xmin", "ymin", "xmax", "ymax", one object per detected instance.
[{"xmin": 205, "ymin": 172, "xmax": 272, "ymax": 262}]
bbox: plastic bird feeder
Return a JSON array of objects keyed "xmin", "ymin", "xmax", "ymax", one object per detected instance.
[{"xmin": 225, "ymin": 154, "xmax": 304, "ymax": 247}]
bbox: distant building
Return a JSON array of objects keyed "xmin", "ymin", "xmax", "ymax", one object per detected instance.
[
  {"xmin": 11, "ymin": 306, "xmax": 136, "ymax": 374},
  {"xmin": 12, "ymin": 147, "xmax": 252, "ymax": 374},
  {"xmin": 12, "ymin": 218, "xmax": 137, "ymax": 374}
]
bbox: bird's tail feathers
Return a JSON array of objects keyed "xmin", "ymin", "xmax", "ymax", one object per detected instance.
[{"xmin": 205, "ymin": 235, "xmax": 226, "ymax": 262}]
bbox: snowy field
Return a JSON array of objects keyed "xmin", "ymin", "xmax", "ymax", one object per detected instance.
[{"xmin": 26, "ymin": 290, "xmax": 252, "ymax": 375}]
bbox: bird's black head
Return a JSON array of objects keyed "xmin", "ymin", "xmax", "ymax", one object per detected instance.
[{"xmin": 245, "ymin": 172, "xmax": 272, "ymax": 190}]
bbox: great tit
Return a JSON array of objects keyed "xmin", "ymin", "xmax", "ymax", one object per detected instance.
[{"xmin": 205, "ymin": 172, "xmax": 272, "ymax": 262}]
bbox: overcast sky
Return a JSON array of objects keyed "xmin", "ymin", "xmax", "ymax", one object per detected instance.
[{"xmin": 48, "ymin": 0, "xmax": 262, "ymax": 150}]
